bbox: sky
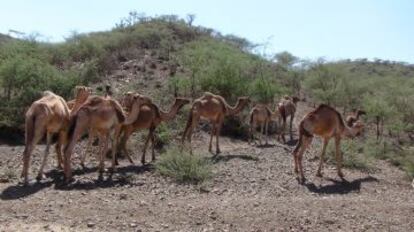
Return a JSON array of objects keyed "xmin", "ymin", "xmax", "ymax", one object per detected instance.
[{"xmin": 0, "ymin": 0, "xmax": 413, "ymax": 63}]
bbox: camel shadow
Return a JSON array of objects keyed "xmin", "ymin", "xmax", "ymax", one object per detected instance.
[
  {"xmin": 0, "ymin": 181, "xmax": 54, "ymax": 200},
  {"xmin": 304, "ymin": 176, "xmax": 378, "ymax": 195},
  {"xmin": 255, "ymin": 144, "xmax": 276, "ymax": 148},
  {"xmin": 211, "ymin": 154, "xmax": 259, "ymax": 163},
  {"xmin": 1, "ymin": 164, "xmax": 153, "ymax": 199},
  {"xmin": 286, "ymin": 138, "xmax": 298, "ymax": 146}
]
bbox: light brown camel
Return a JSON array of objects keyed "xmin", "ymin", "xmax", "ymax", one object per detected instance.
[
  {"xmin": 117, "ymin": 95, "xmax": 191, "ymax": 164},
  {"xmin": 277, "ymin": 96, "xmax": 300, "ymax": 142},
  {"xmin": 182, "ymin": 92, "xmax": 250, "ymax": 154},
  {"xmin": 63, "ymin": 94, "xmax": 151, "ymax": 182},
  {"xmin": 345, "ymin": 109, "xmax": 366, "ymax": 127},
  {"xmin": 292, "ymin": 104, "xmax": 365, "ymax": 184},
  {"xmin": 21, "ymin": 91, "xmax": 70, "ymax": 184},
  {"xmin": 248, "ymin": 104, "xmax": 280, "ymax": 145}
]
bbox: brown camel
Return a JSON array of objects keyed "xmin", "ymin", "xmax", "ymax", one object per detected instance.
[
  {"xmin": 277, "ymin": 96, "xmax": 300, "ymax": 142},
  {"xmin": 117, "ymin": 94, "xmax": 191, "ymax": 164},
  {"xmin": 292, "ymin": 104, "xmax": 365, "ymax": 184},
  {"xmin": 345, "ymin": 109, "xmax": 366, "ymax": 127},
  {"xmin": 63, "ymin": 94, "xmax": 151, "ymax": 181},
  {"xmin": 248, "ymin": 104, "xmax": 280, "ymax": 145},
  {"xmin": 21, "ymin": 91, "xmax": 70, "ymax": 184},
  {"xmin": 182, "ymin": 92, "xmax": 250, "ymax": 154}
]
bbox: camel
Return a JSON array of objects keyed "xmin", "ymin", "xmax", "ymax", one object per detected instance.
[
  {"xmin": 248, "ymin": 104, "xmax": 280, "ymax": 145},
  {"xmin": 182, "ymin": 92, "xmax": 250, "ymax": 154},
  {"xmin": 277, "ymin": 96, "xmax": 300, "ymax": 142},
  {"xmin": 21, "ymin": 91, "xmax": 71, "ymax": 184},
  {"xmin": 117, "ymin": 94, "xmax": 191, "ymax": 164},
  {"xmin": 345, "ymin": 109, "xmax": 366, "ymax": 127},
  {"xmin": 63, "ymin": 93, "xmax": 151, "ymax": 182},
  {"xmin": 292, "ymin": 104, "xmax": 365, "ymax": 184}
]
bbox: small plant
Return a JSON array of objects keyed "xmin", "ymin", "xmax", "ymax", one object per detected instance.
[
  {"xmin": 155, "ymin": 147, "xmax": 212, "ymax": 184},
  {"xmin": 326, "ymin": 139, "xmax": 374, "ymax": 172}
]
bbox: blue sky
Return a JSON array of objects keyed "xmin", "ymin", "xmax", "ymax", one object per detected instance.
[{"xmin": 0, "ymin": 0, "xmax": 413, "ymax": 63}]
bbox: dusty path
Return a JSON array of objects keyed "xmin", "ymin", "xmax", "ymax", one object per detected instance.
[{"xmin": 0, "ymin": 132, "xmax": 413, "ymax": 231}]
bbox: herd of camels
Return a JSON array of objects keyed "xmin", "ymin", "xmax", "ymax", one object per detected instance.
[{"xmin": 20, "ymin": 85, "xmax": 366, "ymax": 185}]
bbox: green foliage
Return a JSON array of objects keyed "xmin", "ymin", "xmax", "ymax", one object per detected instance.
[
  {"xmin": 326, "ymin": 139, "xmax": 375, "ymax": 172},
  {"xmin": 0, "ymin": 52, "xmax": 78, "ymax": 126},
  {"xmin": 155, "ymin": 147, "xmax": 212, "ymax": 184}
]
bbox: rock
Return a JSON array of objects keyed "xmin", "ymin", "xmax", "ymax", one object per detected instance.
[
  {"xmin": 130, "ymin": 223, "xmax": 137, "ymax": 228},
  {"xmin": 87, "ymin": 222, "xmax": 95, "ymax": 228},
  {"xmin": 119, "ymin": 193, "xmax": 128, "ymax": 200}
]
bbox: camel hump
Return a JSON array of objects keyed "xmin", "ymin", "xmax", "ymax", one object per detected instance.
[
  {"xmin": 316, "ymin": 104, "xmax": 345, "ymax": 127},
  {"xmin": 109, "ymin": 99, "xmax": 126, "ymax": 123}
]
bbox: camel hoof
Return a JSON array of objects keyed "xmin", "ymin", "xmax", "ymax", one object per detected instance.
[
  {"xmin": 141, "ymin": 159, "xmax": 146, "ymax": 165},
  {"xmin": 36, "ymin": 174, "xmax": 45, "ymax": 182},
  {"xmin": 316, "ymin": 171, "xmax": 323, "ymax": 178},
  {"xmin": 338, "ymin": 172, "xmax": 345, "ymax": 178}
]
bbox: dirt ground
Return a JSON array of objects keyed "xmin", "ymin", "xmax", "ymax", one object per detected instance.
[
  {"xmin": 1, "ymin": 102, "xmax": 414, "ymax": 232},
  {"xmin": 1, "ymin": 130, "xmax": 413, "ymax": 232}
]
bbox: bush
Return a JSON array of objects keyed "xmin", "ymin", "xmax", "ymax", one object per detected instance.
[
  {"xmin": 155, "ymin": 147, "xmax": 212, "ymax": 184},
  {"xmin": 326, "ymin": 139, "xmax": 375, "ymax": 172}
]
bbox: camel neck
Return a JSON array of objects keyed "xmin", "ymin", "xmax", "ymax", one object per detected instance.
[
  {"xmin": 226, "ymin": 99, "xmax": 246, "ymax": 116},
  {"xmin": 160, "ymin": 101, "xmax": 184, "ymax": 121}
]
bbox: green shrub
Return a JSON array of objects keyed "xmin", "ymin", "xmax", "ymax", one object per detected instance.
[
  {"xmin": 155, "ymin": 147, "xmax": 212, "ymax": 184},
  {"xmin": 326, "ymin": 139, "xmax": 375, "ymax": 172}
]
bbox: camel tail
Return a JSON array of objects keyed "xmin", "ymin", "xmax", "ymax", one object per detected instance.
[
  {"xmin": 293, "ymin": 121, "xmax": 313, "ymax": 154},
  {"xmin": 66, "ymin": 114, "xmax": 78, "ymax": 147},
  {"xmin": 24, "ymin": 112, "xmax": 37, "ymax": 146}
]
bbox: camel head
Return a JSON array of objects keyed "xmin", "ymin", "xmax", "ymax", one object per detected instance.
[
  {"xmin": 123, "ymin": 94, "xmax": 153, "ymax": 125},
  {"xmin": 237, "ymin": 96, "xmax": 251, "ymax": 106},
  {"xmin": 175, "ymin": 97, "xmax": 191, "ymax": 106},
  {"xmin": 292, "ymin": 96, "xmax": 300, "ymax": 104},
  {"xmin": 121, "ymin": 91, "xmax": 136, "ymax": 111},
  {"xmin": 74, "ymin": 86, "xmax": 92, "ymax": 102},
  {"xmin": 343, "ymin": 120, "xmax": 365, "ymax": 139}
]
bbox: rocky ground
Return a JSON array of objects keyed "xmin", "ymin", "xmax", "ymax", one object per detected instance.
[{"xmin": 1, "ymin": 126, "xmax": 413, "ymax": 232}]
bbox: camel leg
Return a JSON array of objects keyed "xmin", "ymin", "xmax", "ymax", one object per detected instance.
[
  {"xmin": 293, "ymin": 135, "xmax": 312, "ymax": 184},
  {"xmin": 249, "ymin": 120, "xmax": 255, "ymax": 145},
  {"xmin": 289, "ymin": 114, "xmax": 294, "ymax": 141},
  {"xmin": 259, "ymin": 122, "xmax": 264, "ymax": 146},
  {"xmin": 141, "ymin": 128, "xmax": 153, "ymax": 164},
  {"xmin": 63, "ymin": 114, "xmax": 88, "ymax": 182},
  {"xmin": 150, "ymin": 127, "xmax": 156, "ymax": 162},
  {"xmin": 215, "ymin": 118, "xmax": 224, "ymax": 154},
  {"xmin": 98, "ymin": 133, "xmax": 109, "ymax": 179},
  {"xmin": 110, "ymin": 126, "xmax": 121, "ymax": 173},
  {"xmin": 36, "ymin": 132, "xmax": 52, "ymax": 181},
  {"xmin": 316, "ymin": 138, "xmax": 329, "ymax": 177},
  {"xmin": 81, "ymin": 133, "xmax": 94, "ymax": 169},
  {"xmin": 21, "ymin": 119, "xmax": 46, "ymax": 185},
  {"xmin": 119, "ymin": 127, "xmax": 135, "ymax": 164},
  {"xmin": 265, "ymin": 120, "xmax": 269, "ymax": 145},
  {"xmin": 186, "ymin": 113, "xmax": 200, "ymax": 154},
  {"xmin": 55, "ymin": 130, "xmax": 67, "ymax": 169},
  {"xmin": 209, "ymin": 121, "xmax": 215, "ymax": 153},
  {"xmin": 334, "ymin": 136, "xmax": 344, "ymax": 179}
]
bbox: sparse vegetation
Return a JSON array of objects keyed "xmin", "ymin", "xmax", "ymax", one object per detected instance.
[
  {"xmin": 0, "ymin": 12, "xmax": 413, "ymax": 177},
  {"xmin": 155, "ymin": 147, "xmax": 212, "ymax": 184}
]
